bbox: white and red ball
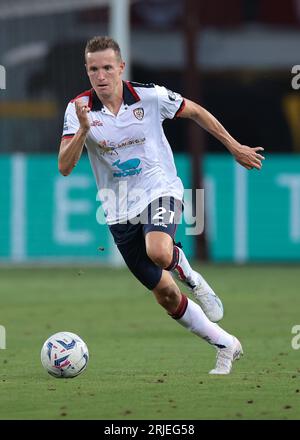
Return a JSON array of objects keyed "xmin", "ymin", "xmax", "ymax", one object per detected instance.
[{"xmin": 41, "ymin": 331, "xmax": 89, "ymax": 378}]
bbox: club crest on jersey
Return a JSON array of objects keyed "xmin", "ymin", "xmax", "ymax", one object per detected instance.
[{"xmin": 133, "ymin": 107, "xmax": 144, "ymax": 120}]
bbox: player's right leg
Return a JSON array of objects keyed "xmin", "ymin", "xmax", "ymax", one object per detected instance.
[{"xmin": 152, "ymin": 271, "xmax": 243, "ymax": 375}]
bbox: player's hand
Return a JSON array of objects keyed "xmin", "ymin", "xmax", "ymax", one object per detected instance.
[
  {"xmin": 75, "ymin": 99, "xmax": 91, "ymax": 132},
  {"xmin": 233, "ymin": 145, "xmax": 265, "ymax": 170}
]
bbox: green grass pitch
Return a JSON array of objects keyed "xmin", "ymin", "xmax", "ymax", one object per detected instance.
[{"xmin": 0, "ymin": 264, "xmax": 299, "ymax": 420}]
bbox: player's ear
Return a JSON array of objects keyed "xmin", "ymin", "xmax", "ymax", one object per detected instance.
[{"xmin": 120, "ymin": 61, "xmax": 125, "ymax": 74}]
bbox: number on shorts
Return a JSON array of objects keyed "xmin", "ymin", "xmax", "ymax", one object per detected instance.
[{"xmin": 152, "ymin": 207, "xmax": 175, "ymax": 223}]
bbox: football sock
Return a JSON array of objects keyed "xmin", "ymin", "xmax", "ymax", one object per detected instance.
[
  {"xmin": 171, "ymin": 294, "xmax": 233, "ymax": 348},
  {"xmin": 166, "ymin": 245, "xmax": 214, "ymax": 292}
]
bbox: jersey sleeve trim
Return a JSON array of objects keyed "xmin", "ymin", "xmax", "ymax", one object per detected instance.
[
  {"xmin": 174, "ymin": 99, "xmax": 186, "ymax": 118},
  {"xmin": 61, "ymin": 134, "xmax": 75, "ymax": 139},
  {"xmin": 70, "ymin": 89, "xmax": 93, "ymax": 109}
]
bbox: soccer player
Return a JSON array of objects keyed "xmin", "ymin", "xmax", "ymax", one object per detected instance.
[{"xmin": 58, "ymin": 36, "xmax": 264, "ymax": 374}]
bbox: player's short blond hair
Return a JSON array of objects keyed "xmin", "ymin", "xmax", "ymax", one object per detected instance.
[{"xmin": 85, "ymin": 36, "xmax": 122, "ymax": 61}]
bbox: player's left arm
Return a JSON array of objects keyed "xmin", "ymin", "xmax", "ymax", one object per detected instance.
[{"xmin": 178, "ymin": 98, "xmax": 265, "ymax": 170}]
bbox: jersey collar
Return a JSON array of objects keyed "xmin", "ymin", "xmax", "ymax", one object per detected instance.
[
  {"xmin": 123, "ymin": 81, "xmax": 141, "ymax": 105},
  {"xmin": 91, "ymin": 81, "xmax": 140, "ymax": 111}
]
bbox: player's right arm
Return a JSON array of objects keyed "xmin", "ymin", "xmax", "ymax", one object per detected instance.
[{"xmin": 58, "ymin": 99, "xmax": 91, "ymax": 176}]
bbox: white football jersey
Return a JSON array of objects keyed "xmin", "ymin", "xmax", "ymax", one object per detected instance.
[{"xmin": 62, "ymin": 81, "xmax": 185, "ymax": 224}]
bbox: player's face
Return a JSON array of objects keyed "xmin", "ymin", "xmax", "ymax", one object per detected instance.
[{"xmin": 85, "ymin": 49, "xmax": 125, "ymax": 99}]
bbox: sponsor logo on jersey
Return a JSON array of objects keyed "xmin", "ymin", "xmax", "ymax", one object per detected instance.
[
  {"xmin": 97, "ymin": 138, "xmax": 146, "ymax": 156},
  {"xmin": 167, "ymin": 89, "xmax": 178, "ymax": 101},
  {"xmin": 133, "ymin": 107, "xmax": 144, "ymax": 120},
  {"xmin": 63, "ymin": 115, "xmax": 68, "ymax": 131},
  {"xmin": 98, "ymin": 140, "xmax": 118, "ymax": 156},
  {"xmin": 112, "ymin": 158, "xmax": 142, "ymax": 178},
  {"xmin": 91, "ymin": 120, "xmax": 104, "ymax": 126}
]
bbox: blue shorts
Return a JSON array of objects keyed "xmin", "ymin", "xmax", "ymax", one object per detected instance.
[{"xmin": 109, "ymin": 197, "xmax": 182, "ymax": 290}]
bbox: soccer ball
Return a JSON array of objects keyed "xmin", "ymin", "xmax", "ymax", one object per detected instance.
[{"xmin": 41, "ymin": 331, "xmax": 89, "ymax": 378}]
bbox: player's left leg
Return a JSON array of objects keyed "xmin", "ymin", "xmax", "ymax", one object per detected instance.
[
  {"xmin": 145, "ymin": 231, "xmax": 223, "ymax": 323},
  {"xmin": 143, "ymin": 196, "xmax": 223, "ymax": 322},
  {"xmin": 166, "ymin": 242, "xmax": 224, "ymax": 322},
  {"xmin": 152, "ymin": 271, "xmax": 243, "ymax": 375}
]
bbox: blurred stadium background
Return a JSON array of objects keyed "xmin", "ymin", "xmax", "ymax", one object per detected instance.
[
  {"xmin": 1, "ymin": 0, "xmax": 300, "ymax": 422},
  {"xmin": 1, "ymin": 0, "xmax": 300, "ymax": 266},
  {"xmin": 1, "ymin": 0, "xmax": 300, "ymax": 265}
]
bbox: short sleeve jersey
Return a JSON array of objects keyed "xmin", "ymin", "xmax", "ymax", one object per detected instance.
[{"xmin": 62, "ymin": 81, "xmax": 185, "ymax": 224}]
